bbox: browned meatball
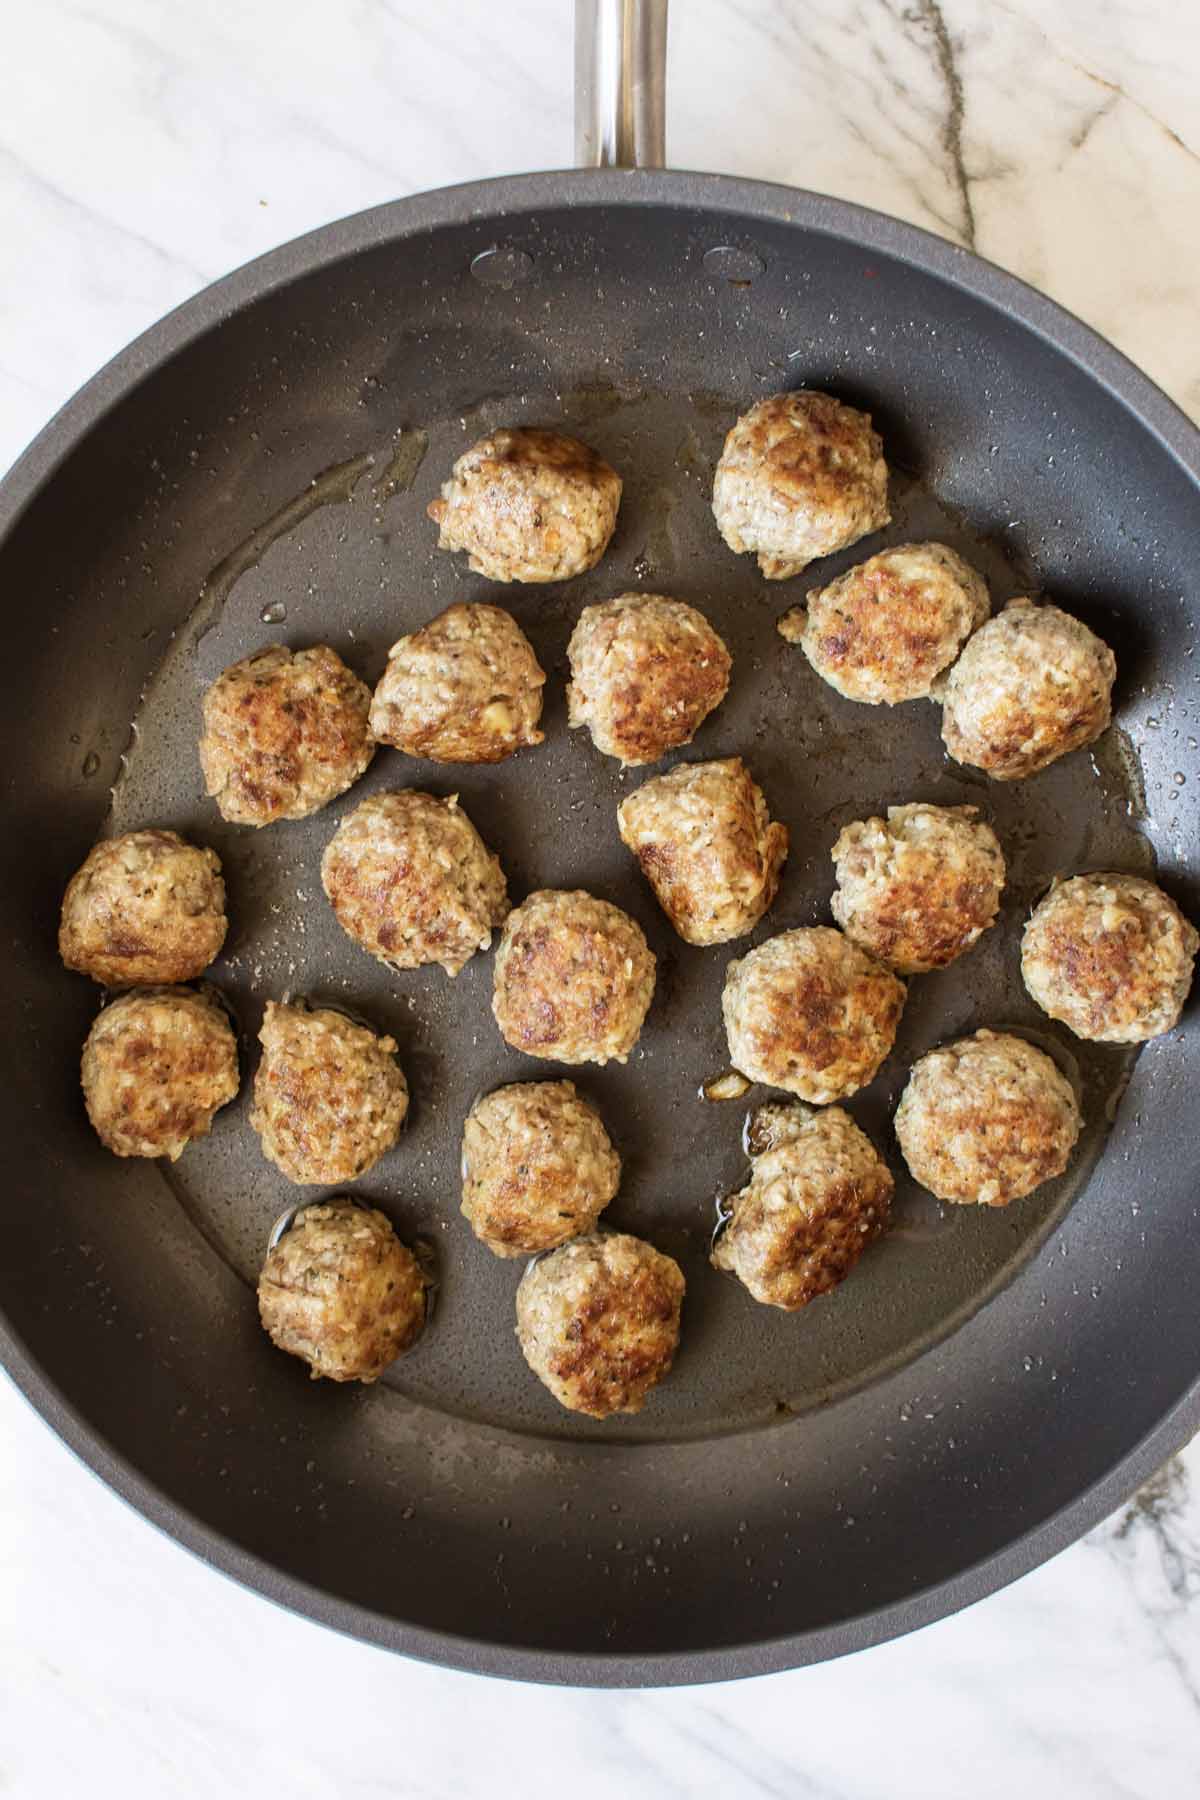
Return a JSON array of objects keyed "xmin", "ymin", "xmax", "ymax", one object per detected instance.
[
  {"xmin": 200, "ymin": 644, "xmax": 375, "ymax": 826},
  {"xmin": 712, "ymin": 390, "xmax": 891, "ymax": 580},
  {"xmin": 427, "ymin": 428, "xmax": 621, "ymax": 582},
  {"xmin": 617, "ymin": 757, "xmax": 788, "ymax": 945},
  {"xmin": 712, "ymin": 1103, "xmax": 893, "ymax": 1309},
  {"xmin": 368, "ymin": 602, "xmax": 545, "ymax": 764},
  {"xmin": 566, "ymin": 593, "xmax": 732, "ymax": 766},
  {"xmin": 59, "ymin": 829, "xmax": 227, "ymax": 989},
  {"xmin": 250, "ymin": 1001, "xmax": 409, "ymax": 1185},
  {"xmin": 321, "ymin": 790, "xmax": 509, "ymax": 977},
  {"xmin": 492, "ymin": 889, "xmax": 656, "ymax": 1065},
  {"xmin": 722, "ymin": 926, "xmax": 906, "ymax": 1103},
  {"xmin": 940, "ymin": 599, "xmax": 1116, "ymax": 780},
  {"xmin": 1021, "ymin": 873, "xmax": 1198, "ymax": 1043},
  {"xmin": 831, "ymin": 803, "xmax": 1006, "ymax": 974},
  {"xmin": 895, "ymin": 1029, "xmax": 1081, "ymax": 1206},
  {"xmin": 460, "ymin": 1081, "xmax": 620, "ymax": 1257},
  {"xmin": 81, "ymin": 986, "xmax": 239, "ymax": 1160},
  {"xmin": 515, "ymin": 1232, "xmax": 685, "ymax": 1418},
  {"xmin": 257, "ymin": 1200, "xmax": 427, "ymax": 1382}
]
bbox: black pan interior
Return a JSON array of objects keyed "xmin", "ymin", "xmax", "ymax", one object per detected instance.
[{"xmin": 1, "ymin": 179, "xmax": 1197, "ymax": 1681}]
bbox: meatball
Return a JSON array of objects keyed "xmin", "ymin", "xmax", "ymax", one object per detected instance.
[
  {"xmin": 712, "ymin": 389, "xmax": 890, "ymax": 580},
  {"xmin": 831, "ymin": 803, "xmax": 1006, "ymax": 975},
  {"xmin": 895, "ymin": 1028, "xmax": 1081, "ymax": 1206},
  {"xmin": 199, "ymin": 644, "xmax": 375, "ymax": 826},
  {"xmin": 780, "ymin": 542, "xmax": 989, "ymax": 704},
  {"xmin": 515, "ymin": 1232, "xmax": 685, "ymax": 1418},
  {"xmin": 566, "ymin": 593, "xmax": 732, "ymax": 766},
  {"xmin": 250, "ymin": 1000, "xmax": 409, "ymax": 1185},
  {"xmin": 722, "ymin": 925, "xmax": 905, "ymax": 1103},
  {"xmin": 368, "ymin": 602, "xmax": 545, "ymax": 764},
  {"xmin": 492, "ymin": 889, "xmax": 656, "ymax": 1065},
  {"xmin": 461, "ymin": 1081, "xmax": 620, "ymax": 1257},
  {"xmin": 321, "ymin": 790, "xmax": 508, "ymax": 977},
  {"xmin": 427, "ymin": 427, "xmax": 621, "ymax": 583},
  {"xmin": 617, "ymin": 757, "xmax": 788, "ymax": 945},
  {"xmin": 1021, "ymin": 873, "xmax": 1198, "ymax": 1043},
  {"xmin": 940, "ymin": 599, "xmax": 1116, "ymax": 780},
  {"xmin": 81, "ymin": 985, "xmax": 239, "ymax": 1161},
  {"xmin": 257, "ymin": 1200, "xmax": 427, "ymax": 1382},
  {"xmin": 59, "ymin": 829, "xmax": 227, "ymax": 989},
  {"xmin": 712, "ymin": 1104, "xmax": 893, "ymax": 1310}
]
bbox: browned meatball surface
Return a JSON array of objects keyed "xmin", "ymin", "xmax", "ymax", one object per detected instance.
[
  {"xmin": 566, "ymin": 593, "xmax": 732, "ymax": 767},
  {"xmin": 428, "ymin": 427, "xmax": 621, "ymax": 583},
  {"xmin": 199, "ymin": 644, "xmax": 375, "ymax": 826},
  {"xmin": 257, "ymin": 1200, "xmax": 427, "ymax": 1382},
  {"xmin": 713, "ymin": 1103, "xmax": 893, "ymax": 1310},
  {"xmin": 515, "ymin": 1232, "xmax": 685, "ymax": 1418},
  {"xmin": 368, "ymin": 602, "xmax": 545, "ymax": 764},
  {"xmin": 81, "ymin": 985, "xmax": 239, "ymax": 1161},
  {"xmin": 250, "ymin": 1001, "xmax": 409, "ymax": 1185},
  {"xmin": 617, "ymin": 757, "xmax": 787, "ymax": 945},
  {"xmin": 492, "ymin": 889, "xmax": 656, "ymax": 1065},
  {"xmin": 460, "ymin": 1081, "xmax": 620, "ymax": 1257},
  {"xmin": 59, "ymin": 829, "xmax": 227, "ymax": 989},
  {"xmin": 321, "ymin": 790, "xmax": 509, "ymax": 977},
  {"xmin": 712, "ymin": 390, "xmax": 891, "ymax": 580}
]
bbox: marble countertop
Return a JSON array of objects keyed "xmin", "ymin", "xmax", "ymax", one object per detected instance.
[{"xmin": 3, "ymin": 0, "xmax": 1199, "ymax": 1791}]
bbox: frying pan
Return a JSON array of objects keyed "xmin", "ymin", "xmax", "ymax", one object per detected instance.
[{"xmin": 1, "ymin": 0, "xmax": 1198, "ymax": 1686}]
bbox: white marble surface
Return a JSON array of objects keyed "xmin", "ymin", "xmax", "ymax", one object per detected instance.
[{"xmin": 4, "ymin": 0, "xmax": 1200, "ymax": 1790}]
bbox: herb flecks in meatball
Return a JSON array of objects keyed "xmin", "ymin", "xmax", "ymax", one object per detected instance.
[
  {"xmin": 895, "ymin": 1028, "xmax": 1081, "ymax": 1206},
  {"xmin": 831, "ymin": 803, "xmax": 1005, "ymax": 974},
  {"xmin": 428, "ymin": 427, "xmax": 621, "ymax": 583},
  {"xmin": 784, "ymin": 542, "xmax": 989, "ymax": 704},
  {"xmin": 492, "ymin": 889, "xmax": 655, "ymax": 1065},
  {"xmin": 250, "ymin": 1000, "xmax": 409, "ymax": 1185},
  {"xmin": 60, "ymin": 829, "xmax": 227, "ymax": 989},
  {"xmin": 713, "ymin": 389, "xmax": 890, "ymax": 580},
  {"xmin": 567, "ymin": 593, "xmax": 731, "ymax": 767},
  {"xmin": 617, "ymin": 757, "xmax": 787, "ymax": 945},
  {"xmin": 200, "ymin": 644, "xmax": 375, "ymax": 826},
  {"xmin": 722, "ymin": 925, "xmax": 905, "ymax": 1103},
  {"xmin": 461, "ymin": 1081, "xmax": 619, "ymax": 1257},
  {"xmin": 81, "ymin": 985, "xmax": 239, "ymax": 1161},
  {"xmin": 940, "ymin": 599, "xmax": 1116, "ymax": 780},
  {"xmin": 321, "ymin": 790, "xmax": 508, "ymax": 977},
  {"xmin": 515, "ymin": 1232, "xmax": 684, "ymax": 1417},
  {"xmin": 1022, "ymin": 872, "xmax": 1197, "ymax": 1043},
  {"xmin": 257, "ymin": 1200, "xmax": 427, "ymax": 1382},
  {"xmin": 369, "ymin": 602, "xmax": 545, "ymax": 764},
  {"xmin": 713, "ymin": 1104, "xmax": 893, "ymax": 1310}
]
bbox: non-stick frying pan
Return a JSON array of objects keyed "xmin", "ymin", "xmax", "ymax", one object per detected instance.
[{"xmin": 1, "ymin": 0, "xmax": 1198, "ymax": 1686}]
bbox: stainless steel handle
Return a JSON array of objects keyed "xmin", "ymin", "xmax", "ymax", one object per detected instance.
[{"xmin": 574, "ymin": 0, "xmax": 668, "ymax": 169}]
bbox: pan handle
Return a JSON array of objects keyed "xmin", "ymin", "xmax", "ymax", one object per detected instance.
[{"xmin": 574, "ymin": 0, "xmax": 668, "ymax": 169}]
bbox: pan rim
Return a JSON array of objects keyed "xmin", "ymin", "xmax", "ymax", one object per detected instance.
[{"xmin": 3, "ymin": 165, "xmax": 1199, "ymax": 1683}]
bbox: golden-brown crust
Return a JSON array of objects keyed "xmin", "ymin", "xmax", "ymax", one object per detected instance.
[
  {"xmin": 566, "ymin": 593, "xmax": 732, "ymax": 766},
  {"xmin": 515, "ymin": 1232, "xmax": 685, "ymax": 1417},
  {"xmin": 321, "ymin": 789, "xmax": 509, "ymax": 977},
  {"xmin": 712, "ymin": 1105, "xmax": 893, "ymax": 1309},
  {"xmin": 257, "ymin": 1200, "xmax": 427, "ymax": 1382},
  {"xmin": 617, "ymin": 757, "xmax": 787, "ymax": 945},
  {"xmin": 460, "ymin": 1080, "xmax": 620, "ymax": 1256},
  {"xmin": 59, "ymin": 829, "xmax": 227, "ymax": 989},
  {"xmin": 81, "ymin": 985, "xmax": 239, "ymax": 1161},
  {"xmin": 250, "ymin": 1001, "xmax": 409, "ymax": 1185},
  {"xmin": 722, "ymin": 926, "xmax": 906, "ymax": 1103},
  {"xmin": 368, "ymin": 602, "xmax": 545, "ymax": 764},
  {"xmin": 199, "ymin": 644, "xmax": 375, "ymax": 826},
  {"xmin": 428, "ymin": 427, "xmax": 621, "ymax": 583},
  {"xmin": 492, "ymin": 889, "xmax": 656, "ymax": 1065}
]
